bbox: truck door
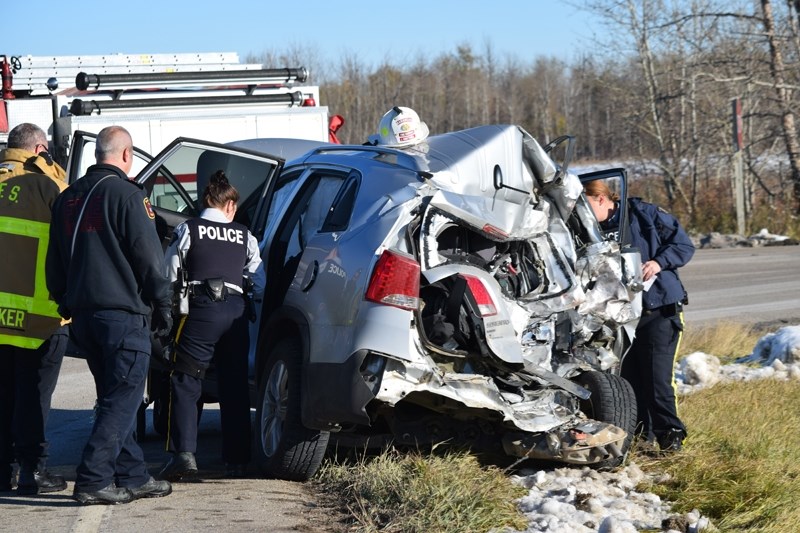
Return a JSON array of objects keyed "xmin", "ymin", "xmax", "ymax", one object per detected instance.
[{"xmin": 66, "ymin": 130, "xmax": 153, "ymax": 185}]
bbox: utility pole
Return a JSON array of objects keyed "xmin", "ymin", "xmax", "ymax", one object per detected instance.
[{"xmin": 732, "ymin": 98, "xmax": 746, "ymax": 236}]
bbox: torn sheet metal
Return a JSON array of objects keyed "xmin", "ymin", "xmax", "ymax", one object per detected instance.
[
  {"xmin": 376, "ymin": 357, "xmax": 582, "ymax": 433},
  {"xmin": 502, "ymin": 420, "xmax": 627, "ymax": 463}
]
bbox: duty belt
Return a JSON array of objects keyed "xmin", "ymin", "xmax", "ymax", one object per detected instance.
[
  {"xmin": 187, "ymin": 280, "xmax": 243, "ymax": 295},
  {"xmin": 643, "ymin": 302, "xmax": 682, "ymax": 317},
  {"xmin": 187, "ymin": 280, "xmax": 242, "ymax": 303}
]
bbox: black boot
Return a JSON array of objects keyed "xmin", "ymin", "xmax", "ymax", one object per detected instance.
[
  {"xmin": 17, "ymin": 470, "xmax": 67, "ymax": 495},
  {"xmin": 128, "ymin": 476, "xmax": 172, "ymax": 499},
  {"xmin": 157, "ymin": 452, "xmax": 198, "ymax": 481},
  {"xmin": 656, "ymin": 428, "xmax": 686, "ymax": 453},
  {"xmin": 73, "ymin": 484, "xmax": 133, "ymax": 505}
]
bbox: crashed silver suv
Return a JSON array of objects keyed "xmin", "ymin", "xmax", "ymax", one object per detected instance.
[{"xmin": 67, "ymin": 125, "xmax": 643, "ymax": 480}]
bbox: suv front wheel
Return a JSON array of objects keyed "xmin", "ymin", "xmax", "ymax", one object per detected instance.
[
  {"xmin": 574, "ymin": 370, "xmax": 637, "ymax": 470},
  {"xmin": 255, "ymin": 338, "xmax": 330, "ymax": 481}
]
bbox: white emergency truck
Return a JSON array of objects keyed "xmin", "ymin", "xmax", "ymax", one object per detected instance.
[{"xmin": 0, "ymin": 52, "xmax": 336, "ymax": 172}]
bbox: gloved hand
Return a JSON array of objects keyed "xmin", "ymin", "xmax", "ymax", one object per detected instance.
[{"xmin": 151, "ymin": 305, "xmax": 173, "ymax": 340}]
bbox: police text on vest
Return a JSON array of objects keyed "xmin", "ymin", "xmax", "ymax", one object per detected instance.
[{"xmin": 197, "ymin": 226, "xmax": 244, "ymax": 244}]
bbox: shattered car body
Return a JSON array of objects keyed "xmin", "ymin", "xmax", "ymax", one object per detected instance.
[
  {"xmin": 320, "ymin": 125, "xmax": 643, "ymax": 468},
  {"xmin": 66, "ymin": 123, "xmax": 643, "ymax": 481}
]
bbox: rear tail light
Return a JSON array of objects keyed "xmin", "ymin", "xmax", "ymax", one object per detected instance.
[
  {"xmin": 482, "ymin": 224, "xmax": 508, "ymax": 239},
  {"xmin": 365, "ymin": 250, "xmax": 420, "ymax": 310},
  {"xmin": 302, "ymin": 97, "xmax": 316, "ymax": 107},
  {"xmin": 462, "ymin": 274, "xmax": 498, "ymax": 316}
]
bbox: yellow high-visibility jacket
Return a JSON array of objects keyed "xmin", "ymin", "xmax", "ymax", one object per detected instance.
[{"xmin": 0, "ymin": 149, "xmax": 68, "ymax": 349}]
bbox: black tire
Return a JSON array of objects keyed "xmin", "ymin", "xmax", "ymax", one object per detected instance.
[
  {"xmin": 255, "ymin": 338, "xmax": 330, "ymax": 481},
  {"xmin": 574, "ymin": 370, "xmax": 637, "ymax": 469}
]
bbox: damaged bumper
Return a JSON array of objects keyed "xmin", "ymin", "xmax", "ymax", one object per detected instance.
[{"xmin": 502, "ymin": 420, "xmax": 627, "ymax": 464}]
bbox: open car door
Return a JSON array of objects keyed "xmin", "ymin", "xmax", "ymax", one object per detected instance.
[
  {"xmin": 578, "ymin": 167, "xmax": 631, "ymax": 246},
  {"xmin": 132, "ymin": 138, "xmax": 285, "ymax": 246},
  {"xmin": 66, "ymin": 133, "xmax": 285, "ymax": 247}
]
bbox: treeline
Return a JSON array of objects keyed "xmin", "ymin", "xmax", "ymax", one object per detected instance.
[{"xmin": 249, "ymin": 0, "xmax": 800, "ymax": 236}]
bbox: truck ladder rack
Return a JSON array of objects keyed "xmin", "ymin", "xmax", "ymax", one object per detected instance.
[
  {"xmin": 69, "ymin": 91, "xmax": 305, "ymax": 116},
  {"xmin": 76, "ymin": 67, "xmax": 308, "ymax": 91}
]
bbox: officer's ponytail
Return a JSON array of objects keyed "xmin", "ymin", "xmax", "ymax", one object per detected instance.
[
  {"xmin": 583, "ymin": 180, "xmax": 620, "ymax": 202},
  {"xmin": 202, "ymin": 170, "xmax": 240, "ymax": 208}
]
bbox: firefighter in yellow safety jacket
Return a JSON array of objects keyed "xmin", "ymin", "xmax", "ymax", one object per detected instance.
[{"xmin": 0, "ymin": 123, "xmax": 69, "ymax": 495}]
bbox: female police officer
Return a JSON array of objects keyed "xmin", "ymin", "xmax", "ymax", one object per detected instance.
[
  {"xmin": 584, "ymin": 179, "xmax": 694, "ymax": 453},
  {"xmin": 158, "ymin": 170, "xmax": 264, "ymax": 480}
]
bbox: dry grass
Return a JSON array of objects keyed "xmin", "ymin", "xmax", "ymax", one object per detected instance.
[
  {"xmin": 314, "ymin": 448, "xmax": 528, "ymax": 533},
  {"xmin": 680, "ymin": 321, "xmax": 763, "ymax": 362},
  {"xmin": 635, "ymin": 380, "xmax": 800, "ymax": 532}
]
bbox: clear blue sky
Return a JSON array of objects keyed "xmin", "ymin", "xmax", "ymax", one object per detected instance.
[{"xmin": 4, "ymin": 1, "xmax": 598, "ymax": 69}]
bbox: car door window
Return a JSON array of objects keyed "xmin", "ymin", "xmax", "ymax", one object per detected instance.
[
  {"xmin": 285, "ymin": 174, "xmax": 345, "ymax": 260},
  {"xmin": 320, "ymin": 174, "xmax": 359, "ymax": 232},
  {"xmin": 65, "ymin": 131, "xmax": 151, "ymax": 184},
  {"xmin": 269, "ymin": 171, "xmax": 347, "ymax": 306}
]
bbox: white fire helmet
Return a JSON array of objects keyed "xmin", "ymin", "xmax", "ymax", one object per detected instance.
[{"xmin": 370, "ymin": 106, "xmax": 430, "ymax": 148}]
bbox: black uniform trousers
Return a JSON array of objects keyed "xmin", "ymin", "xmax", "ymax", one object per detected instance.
[
  {"xmin": 621, "ymin": 305, "xmax": 687, "ymax": 441},
  {"xmin": 168, "ymin": 293, "xmax": 250, "ymax": 465},
  {"xmin": 0, "ymin": 326, "xmax": 67, "ymax": 482},
  {"xmin": 70, "ymin": 310, "xmax": 152, "ymax": 492}
]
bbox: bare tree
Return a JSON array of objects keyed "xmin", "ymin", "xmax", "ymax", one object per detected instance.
[{"xmin": 761, "ymin": 0, "xmax": 800, "ymax": 213}]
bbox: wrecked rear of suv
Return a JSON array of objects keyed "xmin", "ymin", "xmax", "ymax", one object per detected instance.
[{"xmin": 255, "ymin": 125, "xmax": 642, "ymax": 480}]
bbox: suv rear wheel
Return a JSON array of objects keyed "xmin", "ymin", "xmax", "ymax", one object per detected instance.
[
  {"xmin": 255, "ymin": 338, "xmax": 330, "ymax": 481},
  {"xmin": 574, "ymin": 371, "xmax": 637, "ymax": 469}
]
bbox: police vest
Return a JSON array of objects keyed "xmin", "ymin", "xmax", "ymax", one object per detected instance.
[
  {"xmin": 0, "ymin": 172, "xmax": 64, "ymax": 349},
  {"xmin": 185, "ymin": 218, "xmax": 248, "ymax": 289}
]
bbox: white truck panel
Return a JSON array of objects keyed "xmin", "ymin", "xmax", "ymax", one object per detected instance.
[
  {"xmin": 54, "ymin": 107, "xmax": 328, "ymax": 158},
  {"xmin": 2, "ymin": 52, "xmax": 330, "ymax": 160}
]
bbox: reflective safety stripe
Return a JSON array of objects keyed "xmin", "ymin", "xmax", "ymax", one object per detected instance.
[
  {"xmin": 0, "ymin": 333, "xmax": 46, "ymax": 349},
  {"xmin": 0, "ymin": 215, "xmax": 61, "ymax": 349},
  {"xmin": 0, "ymin": 215, "xmax": 60, "ymax": 319}
]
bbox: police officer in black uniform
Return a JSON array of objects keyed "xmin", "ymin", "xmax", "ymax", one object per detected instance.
[
  {"xmin": 46, "ymin": 126, "xmax": 173, "ymax": 504},
  {"xmin": 158, "ymin": 170, "xmax": 264, "ymax": 480},
  {"xmin": 584, "ymin": 179, "xmax": 695, "ymax": 452}
]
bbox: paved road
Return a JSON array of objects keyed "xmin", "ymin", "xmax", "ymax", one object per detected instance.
[
  {"xmin": 680, "ymin": 245, "xmax": 800, "ymax": 328},
  {"xmin": 0, "ymin": 357, "xmax": 338, "ymax": 533}
]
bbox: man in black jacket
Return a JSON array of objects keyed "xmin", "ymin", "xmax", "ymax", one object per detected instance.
[{"xmin": 46, "ymin": 126, "xmax": 173, "ymax": 505}]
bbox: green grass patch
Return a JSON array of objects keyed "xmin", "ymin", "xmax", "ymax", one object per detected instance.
[
  {"xmin": 635, "ymin": 379, "xmax": 800, "ymax": 532},
  {"xmin": 314, "ymin": 448, "xmax": 528, "ymax": 533}
]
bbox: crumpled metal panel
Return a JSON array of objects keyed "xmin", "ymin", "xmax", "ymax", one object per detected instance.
[
  {"xmin": 427, "ymin": 189, "xmax": 548, "ymax": 240},
  {"xmin": 375, "ymin": 357, "xmax": 581, "ymax": 433},
  {"xmin": 576, "ymin": 241, "xmax": 640, "ymax": 324},
  {"xmin": 383, "ymin": 123, "xmax": 643, "ymax": 439},
  {"xmin": 422, "ymin": 125, "xmax": 542, "ymax": 201},
  {"xmin": 502, "ymin": 420, "xmax": 627, "ymax": 463}
]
